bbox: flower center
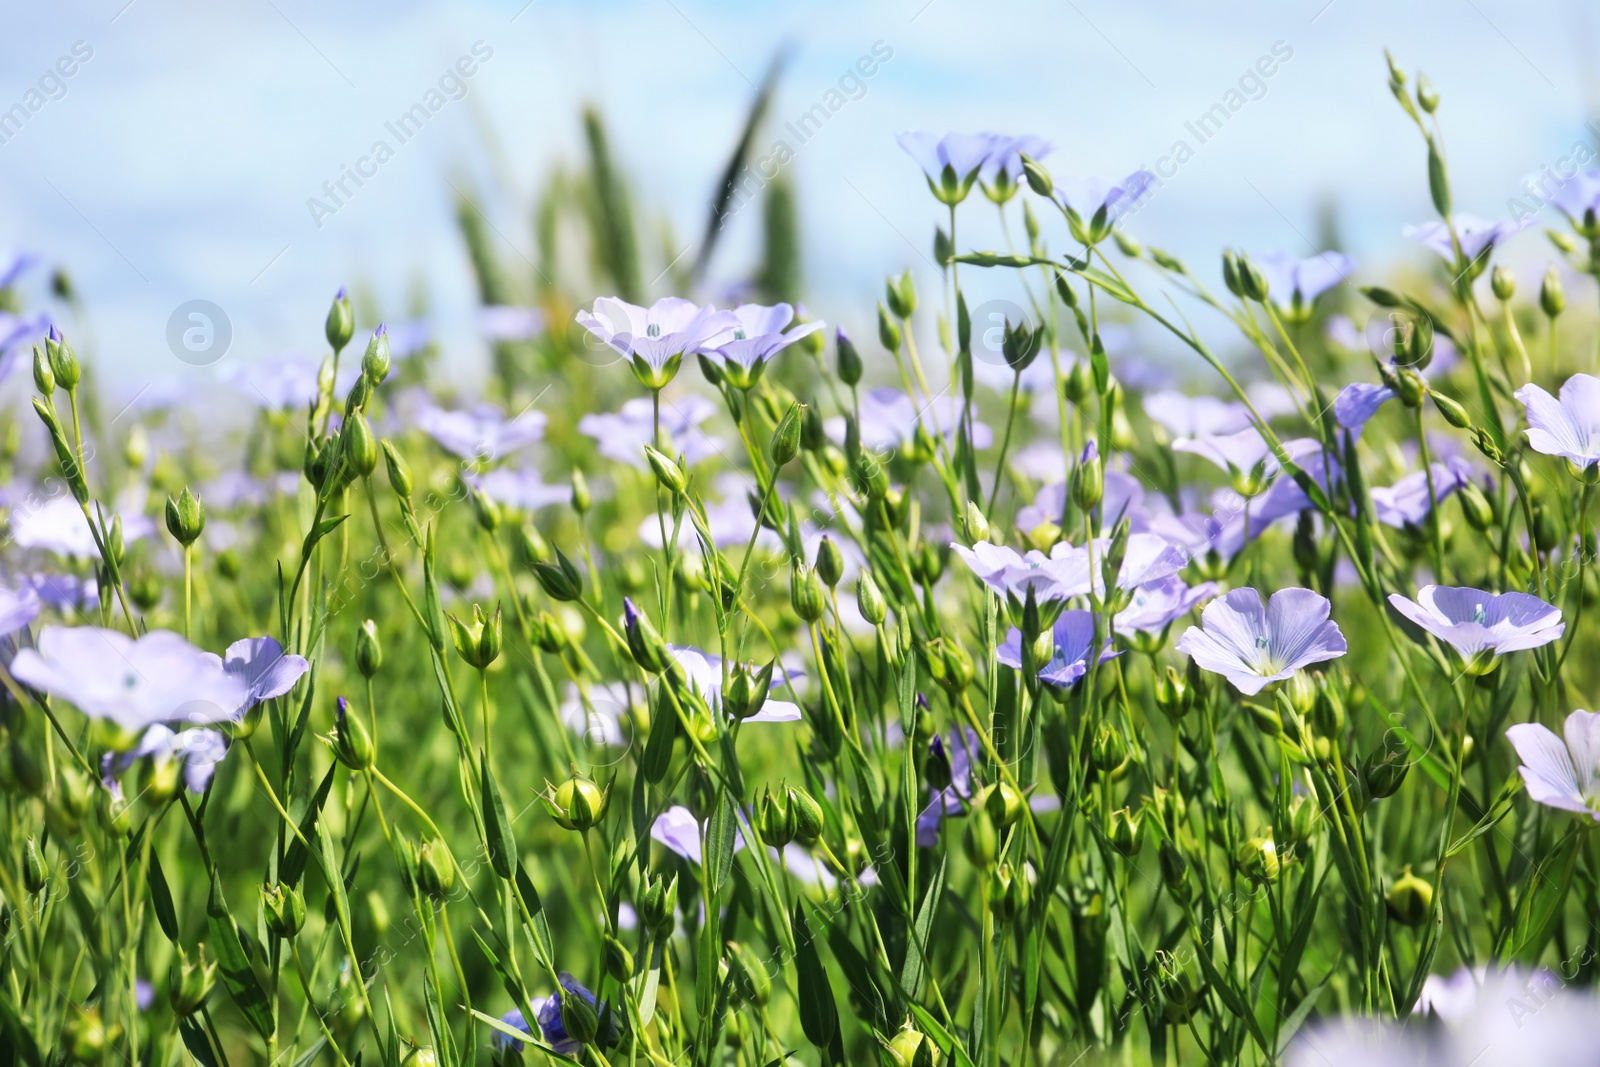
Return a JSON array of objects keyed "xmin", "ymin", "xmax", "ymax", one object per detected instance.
[
  {"xmin": 1250, "ymin": 634, "xmax": 1284, "ymax": 675},
  {"xmin": 124, "ymin": 673, "xmax": 139, "ymax": 689},
  {"xmin": 733, "ymin": 329, "xmax": 747, "ymax": 341},
  {"xmin": 1472, "ymin": 603, "xmax": 1486, "ymax": 625},
  {"xmin": 646, "ymin": 324, "xmax": 661, "ymax": 338}
]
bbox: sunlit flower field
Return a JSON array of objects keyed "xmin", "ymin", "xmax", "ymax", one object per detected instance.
[{"xmin": 6, "ymin": 51, "xmax": 1600, "ymax": 1067}]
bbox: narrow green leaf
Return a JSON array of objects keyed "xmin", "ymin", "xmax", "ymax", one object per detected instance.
[
  {"xmin": 514, "ymin": 861, "xmax": 556, "ymax": 966},
  {"xmin": 149, "ymin": 851, "xmax": 180, "ymax": 942},
  {"xmin": 1501, "ymin": 827, "xmax": 1581, "ymax": 964},
  {"xmin": 900, "ymin": 855, "xmax": 946, "ymax": 998},
  {"xmin": 706, "ymin": 789, "xmax": 738, "ymax": 894},
  {"xmin": 907, "ymin": 1003, "xmax": 978, "ymax": 1067},
  {"xmin": 206, "ymin": 869, "xmax": 274, "ymax": 1041},
  {"xmin": 281, "ymin": 761, "xmax": 338, "ymax": 888},
  {"xmin": 793, "ymin": 899, "xmax": 839, "ymax": 1050},
  {"xmin": 177, "ymin": 1017, "xmax": 222, "ymax": 1067},
  {"xmin": 481, "ymin": 756, "xmax": 517, "ymax": 880}
]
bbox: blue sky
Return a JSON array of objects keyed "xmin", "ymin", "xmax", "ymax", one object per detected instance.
[{"xmin": 0, "ymin": 0, "xmax": 1594, "ymax": 392}]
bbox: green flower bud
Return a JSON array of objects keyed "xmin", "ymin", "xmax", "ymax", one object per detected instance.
[
  {"xmin": 1158, "ymin": 950, "xmax": 1203, "ymax": 1024},
  {"xmin": 964, "ymin": 809, "xmax": 999, "ymax": 869},
  {"xmin": 770, "ymin": 402, "xmax": 803, "ymax": 468},
  {"xmin": 32, "ymin": 344, "xmax": 54, "ymax": 396},
  {"xmin": 623, "ymin": 597, "xmax": 670, "ymax": 674},
  {"xmin": 559, "ymin": 989, "xmax": 600, "ymax": 1045},
  {"xmin": 356, "ymin": 619, "xmax": 382, "ymax": 678},
  {"xmin": 1071, "ymin": 443, "xmax": 1103, "ymax": 511},
  {"xmin": 63, "ymin": 1005, "xmax": 118, "ymax": 1061},
  {"xmin": 381, "ymin": 440, "xmax": 413, "ymax": 499},
  {"xmin": 1020, "ymin": 152, "xmax": 1054, "ymax": 197},
  {"xmin": 416, "ymin": 839, "xmax": 456, "ymax": 902},
  {"xmin": 570, "ymin": 468, "xmax": 592, "ymax": 514},
  {"xmin": 1154, "ymin": 665, "xmax": 1190, "ymax": 721},
  {"xmin": 726, "ymin": 941, "xmax": 772, "ymax": 1007},
  {"xmin": 856, "ymin": 571, "xmax": 887, "ymax": 626},
  {"xmin": 836, "ymin": 328, "xmax": 863, "ymax": 386},
  {"xmin": 1110, "ymin": 807, "xmax": 1141, "ymax": 857},
  {"xmin": 1541, "ymin": 263, "xmax": 1566, "ymax": 318},
  {"xmin": 1159, "ymin": 839, "xmax": 1189, "ymax": 899},
  {"xmin": 1363, "ymin": 733, "xmax": 1411, "ymax": 799},
  {"xmin": 1457, "ymin": 480, "xmax": 1494, "ymax": 530},
  {"xmin": 1236, "ymin": 832, "xmax": 1280, "ymax": 883},
  {"xmin": 814, "ymin": 535, "xmax": 845, "ymax": 588},
  {"xmin": 447, "ymin": 604, "xmax": 502, "ymax": 670},
  {"xmin": 46, "ymin": 328, "xmax": 80, "ymax": 391},
  {"xmin": 1430, "ymin": 390, "xmax": 1471, "ymax": 429},
  {"xmin": 547, "ymin": 775, "xmax": 607, "ymax": 832},
  {"xmin": 1490, "ymin": 265, "xmax": 1516, "ymax": 301},
  {"xmin": 262, "ymin": 881, "xmax": 307, "ymax": 939},
  {"xmin": 531, "ymin": 547, "xmax": 584, "ymax": 602},
  {"xmin": 790, "ymin": 563, "xmax": 825, "ymax": 623},
  {"xmin": 325, "ymin": 287, "xmax": 355, "ymax": 352},
  {"xmin": 787, "ymin": 785, "xmax": 825, "ymax": 846},
  {"xmin": 331, "ymin": 697, "xmax": 375, "ymax": 770},
  {"xmin": 757, "ymin": 786, "xmax": 795, "ymax": 847},
  {"xmin": 886, "ymin": 270, "xmax": 916, "ymax": 319},
  {"xmin": 877, "ymin": 303, "xmax": 902, "ymax": 353},
  {"xmin": 643, "ymin": 445, "xmax": 688, "ymax": 496},
  {"xmin": 165, "ymin": 486, "xmax": 206, "ymax": 548},
  {"xmin": 361, "ymin": 324, "xmax": 391, "ymax": 384},
  {"xmin": 23, "ymin": 836, "xmax": 47, "ymax": 893},
  {"xmin": 604, "ymin": 933, "xmax": 634, "ymax": 983},
  {"xmin": 1090, "ymin": 723, "xmax": 1126, "ymax": 773},
  {"xmin": 1385, "ymin": 866, "xmax": 1433, "ymax": 926},
  {"xmin": 168, "ymin": 945, "xmax": 216, "ymax": 1017},
  {"xmin": 981, "ymin": 781, "xmax": 1025, "ymax": 830},
  {"xmin": 1235, "ymin": 253, "xmax": 1269, "ymax": 302},
  {"xmin": 638, "ymin": 872, "xmax": 678, "ymax": 935},
  {"xmin": 341, "ymin": 411, "xmax": 378, "ymax": 477}
]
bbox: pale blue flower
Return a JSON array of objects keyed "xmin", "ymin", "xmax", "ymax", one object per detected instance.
[
  {"xmin": 1176, "ymin": 587, "xmax": 1346, "ymax": 695},
  {"xmin": 1507, "ymin": 710, "xmax": 1600, "ymax": 820},
  {"xmin": 1515, "ymin": 373, "xmax": 1600, "ymax": 468}
]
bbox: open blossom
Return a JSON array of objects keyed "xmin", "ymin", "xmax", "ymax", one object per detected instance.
[
  {"xmin": 12, "ymin": 627, "xmax": 249, "ymax": 731},
  {"xmin": 103, "ymin": 724, "xmax": 228, "ymax": 793},
  {"xmin": 495, "ymin": 973, "xmax": 609, "ymax": 1057},
  {"xmin": 997, "ymin": 609, "xmax": 1117, "ymax": 688},
  {"xmin": 1176, "ymin": 587, "xmax": 1346, "ymax": 695},
  {"xmin": 1143, "ymin": 391, "xmax": 1254, "ymax": 438},
  {"xmin": 1114, "ymin": 575, "xmax": 1217, "ymax": 638},
  {"xmin": 917, "ymin": 727, "xmax": 978, "ymax": 846},
  {"xmin": 1015, "ymin": 471, "xmax": 1150, "ymax": 537},
  {"xmin": 1387, "ymin": 585, "xmax": 1563, "ymax": 666},
  {"xmin": 1403, "ymin": 214, "xmax": 1524, "ymax": 264},
  {"xmin": 578, "ymin": 393, "xmax": 724, "ymax": 470},
  {"xmin": 651, "ymin": 804, "xmax": 746, "ymax": 865},
  {"xmin": 1253, "ymin": 250, "xmax": 1355, "ymax": 310},
  {"xmin": 468, "ymin": 467, "xmax": 572, "ymax": 512},
  {"xmin": 695, "ymin": 303, "xmax": 821, "ymax": 387},
  {"xmin": 224, "ymin": 636, "xmax": 310, "ymax": 718},
  {"xmin": 951, "ymin": 541, "xmax": 1081, "ymax": 604},
  {"xmin": 896, "ymin": 131, "xmax": 997, "ymax": 201},
  {"xmin": 664, "ymin": 645, "xmax": 802, "ymax": 723},
  {"xmin": 574, "ymin": 296, "xmax": 735, "ymax": 385},
  {"xmin": 1370, "ymin": 457, "xmax": 1475, "ymax": 528},
  {"xmin": 414, "ymin": 401, "xmax": 547, "ymax": 459},
  {"xmin": 0, "ymin": 584, "xmax": 41, "ymax": 637},
  {"xmin": 1515, "ymin": 373, "xmax": 1600, "ymax": 469},
  {"xmin": 1047, "ymin": 533, "xmax": 1189, "ymax": 598},
  {"xmin": 12, "ymin": 494, "xmax": 154, "ymax": 559},
  {"xmin": 826, "ymin": 387, "xmax": 992, "ymax": 452},
  {"xmin": 979, "ymin": 134, "xmax": 1051, "ymax": 194},
  {"xmin": 1052, "ymin": 170, "xmax": 1156, "ymax": 223},
  {"xmin": 1506, "ymin": 710, "xmax": 1600, "ymax": 820}
]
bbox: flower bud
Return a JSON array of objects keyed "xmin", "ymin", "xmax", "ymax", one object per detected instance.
[
  {"xmin": 770, "ymin": 401, "xmax": 804, "ymax": 468},
  {"xmin": 548, "ymin": 775, "xmax": 607, "ymax": 832},
  {"xmin": 355, "ymin": 619, "xmax": 383, "ymax": 678},
  {"xmin": 168, "ymin": 946, "xmax": 216, "ymax": 1017},
  {"xmin": 877, "ymin": 303, "xmax": 902, "ymax": 353},
  {"xmin": 569, "ymin": 468, "xmax": 592, "ymax": 515},
  {"xmin": 416, "ymin": 839, "xmax": 456, "ymax": 902},
  {"xmin": 326, "ymin": 287, "xmax": 355, "ymax": 352},
  {"xmin": 32, "ymin": 344, "xmax": 54, "ymax": 396},
  {"xmin": 638, "ymin": 872, "xmax": 678, "ymax": 935},
  {"xmin": 531, "ymin": 547, "xmax": 584, "ymax": 602},
  {"xmin": 981, "ymin": 781, "xmax": 1025, "ymax": 830},
  {"xmin": 790, "ymin": 563, "xmax": 825, "ymax": 623},
  {"xmin": 23, "ymin": 836, "xmax": 47, "ymax": 893},
  {"xmin": 381, "ymin": 440, "xmax": 413, "ymax": 499},
  {"xmin": 1363, "ymin": 734, "xmax": 1411, "ymax": 799},
  {"xmin": 361, "ymin": 324, "xmax": 391, "ymax": 384},
  {"xmin": 1109, "ymin": 807, "xmax": 1141, "ymax": 857},
  {"xmin": 604, "ymin": 934, "xmax": 634, "ymax": 983},
  {"xmin": 1490, "ymin": 265, "xmax": 1516, "ymax": 301},
  {"xmin": 262, "ymin": 881, "xmax": 307, "ymax": 939},
  {"xmin": 814, "ymin": 535, "xmax": 845, "ymax": 588},
  {"xmin": 1236, "ymin": 833, "xmax": 1280, "ymax": 883},
  {"xmin": 964, "ymin": 810, "xmax": 998, "ymax": 869},
  {"xmin": 165, "ymin": 486, "xmax": 206, "ymax": 548},
  {"xmin": 1541, "ymin": 263, "xmax": 1566, "ymax": 318},
  {"xmin": 46, "ymin": 326, "xmax": 80, "ymax": 391},
  {"xmin": 331, "ymin": 696, "xmax": 375, "ymax": 770},
  {"xmin": 1457, "ymin": 480, "xmax": 1494, "ymax": 530},
  {"xmin": 1090, "ymin": 723, "xmax": 1125, "ymax": 773},
  {"xmin": 787, "ymin": 785, "xmax": 825, "ymax": 846},
  {"xmin": 644, "ymin": 445, "xmax": 688, "ymax": 495},
  {"xmin": 342, "ymin": 411, "xmax": 378, "ymax": 477},
  {"xmin": 560, "ymin": 991, "xmax": 600, "ymax": 1045},
  {"xmin": 1071, "ymin": 440, "xmax": 1103, "ymax": 510},
  {"xmin": 623, "ymin": 597, "xmax": 671, "ymax": 673},
  {"xmin": 757, "ymin": 786, "xmax": 795, "ymax": 847},
  {"xmin": 1385, "ymin": 866, "xmax": 1433, "ymax": 926},
  {"xmin": 886, "ymin": 271, "xmax": 916, "ymax": 319},
  {"xmin": 836, "ymin": 327, "xmax": 863, "ymax": 386},
  {"xmin": 1159, "ymin": 839, "xmax": 1189, "ymax": 899},
  {"xmin": 925, "ymin": 735, "xmax": 953, "ymax": 793},
  {"xmin": 1236, "ymin": 254, "xmax": 1269, "ymax": 302},
  {"xmin": 856, "ymin": 571, "xmax": 887, "ymax": 625},
  {"xmin": 1154, "ymin": 665, "xmax": 1190, "ymax": 721},
  {"xmin": 1158, "ymin": 950, "xmax": 1203, "ymax": 1024},
  {"xmin": 1430, "ymin": 390, "xmax": 1471, "ymax": 429},
  {"xmin": 447, "ymin": 604, "xmax": 502, "ymax": 670}
]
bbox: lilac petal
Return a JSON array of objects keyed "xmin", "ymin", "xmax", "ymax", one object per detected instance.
[
  {"xmin": 1173, "ymin": 428, "xmax": 1272, "ymax": 474},
  {"xmin": 1562, "ymin": 709, "xmax": 1600, "ymax": 801},
  {"xmin": 1334, "ymin": 382, "xmax": 1395, "ymax": 431},
  {"xmin": 1506, "ymin": 722, "xmax": 1592, "ymax": 816}
]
